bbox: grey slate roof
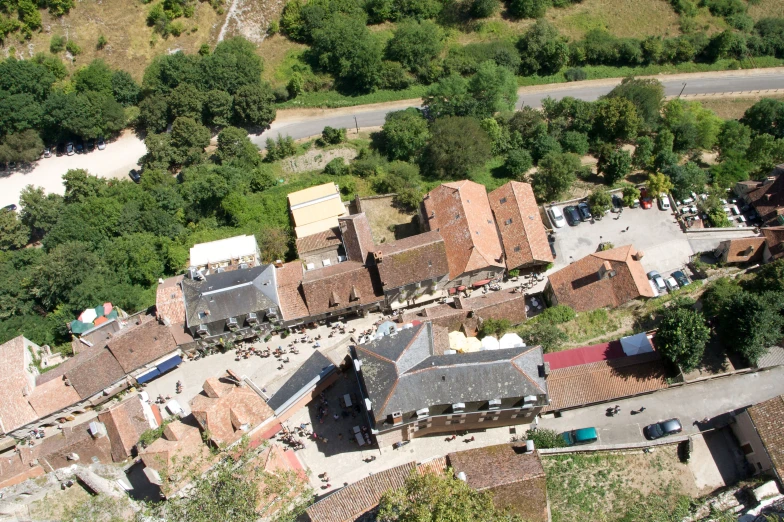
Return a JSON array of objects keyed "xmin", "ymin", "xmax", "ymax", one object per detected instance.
[
  {"xmin": 266, "ymin": 351, "xmax": 334, "ymax": 411},
  {"xmin": 181, "ymin": 265, "xmax": 279, "ymax": 328},
  {"xmin": 355, "ymin": 323, "xmax": 547, "ymax": 422}
]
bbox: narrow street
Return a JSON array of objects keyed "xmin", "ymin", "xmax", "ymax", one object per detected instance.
[{"xmin": 538, "ymin": 366, "xmax": 784, "ymax": 446}]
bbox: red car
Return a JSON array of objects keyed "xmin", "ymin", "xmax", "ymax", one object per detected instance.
[{"xmin": 640, "ymin": 188, "xmax": 653, "ymax": 209}]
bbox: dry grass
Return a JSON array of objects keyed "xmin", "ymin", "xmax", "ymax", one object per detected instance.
[
  {"xmin": 546, "ymin": 0, "xmax": 682, "ymax": 40},
  {"xmin": 358, "ymin": 194, "xmax": 418, "ymax": 244},
  {"xmin": 697, "ymin": 94, "xmax": 784, "ymax": 119},
  {"xmin": 259, "ymin": 34, "xmax": 309, "ymax": 84},
  {"xmin": 748, "ymin": 0, "xmax": 784, "ymax": 21}
]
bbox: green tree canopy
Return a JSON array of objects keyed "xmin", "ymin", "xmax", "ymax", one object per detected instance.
[
  {"xmin": 646, "ymin": 172, "xmax": 673, "ymax": 198},
  {"xmin": 597, "ymin": 146, "xmax": 632, "ymax": 185},
  {"xmin": 605, "ymin": 77, "xmax": 664, "ymax": 129},
  {"xmin": 0, "ymin": 209, "xmax": 29, "ymax": 251},
  {"xmin": 378, "ymin": 108, "xmax": 430, "ymax": 161},
  {"xmin": 468, "ymin": 60, "xmax": 518, "ymax": 118},
  {"xmin": 531, "ymin": 152, "xmax": 580, "ymax": 200},
  {"xmin": 517, "ymin": 20, "xmax": 569, "ymax": 76},
  {"xmin": 422, "ymin": 116, "xmax": 491, "ymax": 180},
  {"xmin": 216, "ymin": 126, "xmax": 261, "ymax": 167},
  {"xmin": 233, "ymin": 83, "xmax": 276, "ymax": 128},
  {"xmin": 741, "ymin": 98, "xmax": 784, "ymax": 139},
  {"xmin": 592, "ymin": 97, "xmax": 641, "ymax": 143},
  {"xmin": 73, "ymin": 59, "xmax": 114, "ymax": 96},
  {"xmin": 385, "ymin": 20, "xmax": 443, "ymax": 75},
  {"xmin": 588, "ymin": 187, "xmax": 612, "ymax": 215},
  {"xmin": 716, "ymin": 290, "xmax": 784, "ymax": 365},
  {"xmin": 656, "ymin": 305, "xmax": 710, "ymax": 371}
]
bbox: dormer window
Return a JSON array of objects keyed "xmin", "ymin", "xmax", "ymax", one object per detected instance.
[
  {"xmin": 227, "ymin": 317, "xmax": 238, "ymax": 331},
  {"xmin": 489, "ymin": 399, "xmax": 501, "ymax": 410},
  {"xmin": 452, "ymin": 402, "xmax": 465, "ymax": 413}
]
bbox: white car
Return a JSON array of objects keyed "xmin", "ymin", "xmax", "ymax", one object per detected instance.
[
  {"xmin": 166, "ymin": 399, "xmax": 184, "ymax": 417},
  {"xmin": 664, "ymin": 277, "xmax": 678, "ymax": 292},
  {"xmin": 549, "ymin": 206, "xmax": 566, "ymax": 228},
  {"xmin": 658, "ymin": 195, "xmax": 671, "ymax": 210},
  {"xmin": 647, "ymin": 270, "xmax": 666, "ymax": 293}
]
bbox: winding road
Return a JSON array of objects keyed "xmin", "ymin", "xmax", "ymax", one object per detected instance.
[{"xmin": 2, "ymin": 68, "xmax": 783, "ymax": 207}]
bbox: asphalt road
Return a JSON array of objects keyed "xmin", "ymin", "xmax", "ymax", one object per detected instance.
[
  {"xmin": 538, "ymin": 366, "xmax": 784, "ymax": 446},
  {"xmin": 3, "ymin": 68, "xmax": 784, "ymax": 207},
  {"xmin": 253, "ymin": 69, "xmax": 784, "ymax": 146}
]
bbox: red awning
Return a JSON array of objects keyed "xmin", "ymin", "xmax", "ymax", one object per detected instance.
[
  {"xmin": 457, "ymin": 285, "xmax": 467, "ymax": 291},
  {"xmin": 472, "ymin": 279, "xmax": 491, "ymax": 288},
  {"xmin": 411, "ymin": 320, "xmax": 422, "ymax": 326},
  {"xmin": 448, "ymin": 288, "xmax": 457, "ymax": 295}
]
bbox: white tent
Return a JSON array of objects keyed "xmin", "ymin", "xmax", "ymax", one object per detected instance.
[
  {"xmin": 620, "ymin": 332, "xmax": 653, "ymax": 356},
  {"xmin": 464, "ymin": 337, "xmax": 482, "ymax": 352},
  {"xmin": 480, "ymin": 336, "xmax": 500, "ymax": 351},
  {"xmin": 449, "ymin": 331, "xmax": 468, "ymax": 352},
  {"xmin": 499, "ymin": 333, "xmax": 525, "ymax": 349}
]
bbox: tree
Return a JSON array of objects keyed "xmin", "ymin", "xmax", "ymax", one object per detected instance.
[
  {"xmin": 321, "ymin": 126, "xmax": 347, "ymax": 145},
  {"xmin": 517, "ymin": 20, "xmax": 569, "ymax": 76},
  {"xmin": 605, "ymin": 77, "xmax": 664, "ymax": 129},
  {"xmin": 216, "ymin": 126, "xmax": 260, "ymax": 167},
  {"xmin": 509, "ymin": 0, "xmax": 550, "ymax": 19},
  {"xmin": 717, "ymin": 291, "xmax": 784, "ymax": 365},
  {"xmin": 592, "ymin": 97, "xmax": 641, "ymax": 143},
  {"xmin": 385, "ymin": 20, "xmax": 443, "ymax": 75},
  {"xmin": 73, "ymin": 59, "xmax": 114, "ymax": 96},
  {"xmin": 312, "ymin": 13, "xmax": 383, "ymax": 93},
  {"xmin": 204, "ymin": 90, "xmax": 234, "ymax": 127},
  {"xmin": 19, "ymin": 186, "xmax": 64, "ymax": 239},
  {"xmin": 139, "ymin": 94, "xmax": 170, "ymax": 133},
  {"xmin": 588, "ymin": 188, "xmax": 611, "ymax": 215},
  {"xmin": 646, "ymin": 172, "xmax": 673, "ymax": 198},
  {"xmin": 710, "ymin": 157, "xmax": 751, "ymax": 189},
  {"xmin": 377, "ymin": 471, "xmax": 525, "ymax": 522},
  {"xmin": 667, "ymin": 162, "xmax": 707, "ymax": 200},
  {"xmin": 741, "ymin": 98, "xmax": 784, "ymax": 139},
  {"xmin": 170, "ymin": 117, "xmax": 210, "ymax": 166},
  {"xmin": 468, "ymin": 60, "xmax": 518, "ymax": 119},
  {"xmin": 104, "ymin": 233, "xmax": 167, "ymax": 286},
  {"xmin": 423, "ymin": 74, "xmax": 474, "ymax": 119},
  {"xmin": 471, "ymin": 0, "xmax": 499, "ymax": 18},
  {"xmin": 378, "ymin": 108, "xmax": 430, "ymax": 161},
  {"xmin": 0, "ymin": 93, "xmax": 43, "ymax": 136},
  {"xmin": 702, "ymin": 277, "xmax": 740, "ymax": 318},
  {"xmin": 168, "ymin": 83, "xmax": 203, "ymax": 120},
  {"xmin": 746, "ymin": 134, "xmax": 784, "ymax": 176},
  {"xmin": 479, "ymin": 318, "xmax": 512, "ymax": 338},
  {"xmin": 0, "ymin": 130, "xmax": 44, "ymax": 164},
  {"xmin": 597, "ymin": 147, "xmax": 632, "ymax": 185},
  {"xmin": 233, "ymin": 84, "xmax": 276, "ymax": 128},
  {"xmin": 717, "ymin": 120, "xmax": 752, "ymax": 160},
  {"xmin": 560, "ymin": 131, "xmax": 589, "ymax": 155},
  {"xmin": 0, "ymin": 210, "xmax": 29, "ymax": 251},
  {"xmin": 656, "ymin": 306, "xmax": 710, "ymax": 371},
  {"xmin": 519, "ymin": 321, "xmax": 567, "ymax": 353},
  {"xmin": 143, "ymin": 133, "xmax": 176, "ymax": 171},
  {"xmin": 63, "ymin": 169, "xmax": 105, "ymax": 203},
  {"xmin": 743, "ymin": 259, "xmax": 784, "ymax": 294},
  {"xmin": 621, "ymin": 184, "xmax": 640, "ymax": 207},
  {"xmin": 111, "ymin": 70, "xmax": 140, "ymax": 106},
  {"xmin": 504, "ymin": 149, "xmax": 533, "ymax": 179},
  {"xmin": 531, "ymin": 152, "xmax": 580, "ymax": 201},
  {"xmin": 422, "ymin": 116, "xmax": 491, "ymax": 180},
  {"xmin": 632, "ymin": 136, "xmax": 654, "ymax": 170},
  {"xmin": 525, "ymin": 428, "xmax": 566, "ymax": 448}
]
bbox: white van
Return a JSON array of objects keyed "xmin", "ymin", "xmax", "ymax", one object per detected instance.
[
  {"xmin": 549, "ymin": 206, "xmax": 566, "ymax": 228},
  {"xmin": 658, "ymin": 195, "xmax": 671, "ymax": 211}
]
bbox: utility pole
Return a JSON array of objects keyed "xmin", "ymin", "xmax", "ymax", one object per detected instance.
[
  {"xmin": 678, "ymin": 82, "xmax": 687, "ymax": 99},
  {"xmin": 354, "ymin": 116, "xmax": 359, "ymax": 135}
]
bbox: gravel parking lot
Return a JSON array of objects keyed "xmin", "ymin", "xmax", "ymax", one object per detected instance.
[{"xmin": 547, "ymin": 203, "xmax": 694, "ymax": 277}]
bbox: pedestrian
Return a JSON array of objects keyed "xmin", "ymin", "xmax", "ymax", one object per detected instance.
[
  {"xmin": 338, "ymin": 433, "xmax": 343, "ymax": 440},
  {"xmin": 626, "ymin": 226, "xmax": 629, "ymax": 231},
  {"xmin": 333, "ymin": 413, "xmax": 340, "ymax": 421},
  {"xmin": 639, "ymin": 406, "xmax": 646, "ymax": 412}
]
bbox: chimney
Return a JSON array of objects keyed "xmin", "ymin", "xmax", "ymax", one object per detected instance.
[
  {"xmin": 274, "ymin": 259, "xmax": 284, "ymax": 268},
  {"xmin": 632, "ymin": 250, "xmax": 644, "ymax": 261},
  {"xmin": 539, "ymin": 362, "xmax": 550, "ymax": 377},
  {"xmin": 598, "ymin": 261, "xmax": 616, "ymax": 280},
  {"xmin": 373, "ymin": 251, "xmax": 383, "ymax": 263},
  {"xmin": 391, "ymin": 411, "xmax": 403, "ymax": 426}
]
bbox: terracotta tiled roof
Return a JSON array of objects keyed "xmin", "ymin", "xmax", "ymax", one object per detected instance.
[
  {"xmin": 543, "ymin": 351, "xmax": 667, "ymax": 412},
  {"xmin": 376, "ymin": 231, "xmax": 449, "ymax": 290},
  {"xmin": 547, "ymin": 245, "xmax": 654, "ymax": 313},
  {"xmin": 455, "ymin": 289, "xmax": 527, "ymax": 326},
  {"xmin": 296, "ymin": 228, "xmax": 342, "ymax": 256},
  {"xmin": 276, "ymin": 262, "xmax": 309, "ymax": 321},
  {"xmin": 0, "ymin": 450, "xmax": 45, "ymax": 490},
  {"xmin": 189, "ymin": 376, "xmax": 275, "ymax": 446},
  {"xmin": 253, "ymin": 444, "xmax": 308, "ymax": 518},
  {"xmin": 718, "ymin": 237, "xmax": 766, "ymax": 263},
  {"xmin": 98, "ymin": 398, "xmax": 152, "ymax": 462},
  {"xmin": 448, "ymin": 444, "xmax": 548, "ymax": 522},
  {"xmin": 747, "ymin": 168, "xmax": 784, "ymax": 225},
  {"xmin": 0, "ymin": 337, "xmax": 38, "ymax": 435},
  {"xmin": 422, "ymin": 180, "xmax": 505, "ymax": 279},
  {"xmin": 27, "ymin": 376, "xmax": 81, "ymax": 419},
  {"xmin": 34, "ymin": 422, "xmax": 113, "ymax": 471},
  {"xmin": 305, "ymin": 462, "xmax": 416, "ymax": 522},
  {"xmin": 489, "ymin": 182, "xmax": 553, "ymax": 269},
  {"xmin": 339, "ymin": 213, "xmax": 376, "ymax": 264},
  {"xmin": 417, "ymin": 456, "xmax": 447, "ymax": 476},
  {"xmin": 156, "ymin": 275, "xmax": 186, "ymax": 326},
  {"xmin": 64, "ymin": 347, "xmax": 126, "ymax": 400},
  {"xmin": 106, "ymin": 319, "xmax": 178, "ymax": 374},
  {"xmin": 301, "ymin": 261, "xmax": 383, "ymax": 316},
  {"xmin": 762, "ymin": 226, "xmax": 784, "ymax": 260},
  {"xmin": 400, "ymin": 303, "xmax": 478, "ymax": 336},
  {"xmin": 747, "ymin": 395, "xmax": 784, "ymax": 483}
]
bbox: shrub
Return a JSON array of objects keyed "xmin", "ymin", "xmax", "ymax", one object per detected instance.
[
  {"xmin": 525, "ymin": 428, "xmax": 566, "ymax": 448},
  {"xmin": 479, "ymin": 318, "xmax": 512, "ymax": 338},
  {"xmin": 564, "ymin": 67, "xmax": 587, "ymax": 82},
  {"xmin": 321, "ymin": 126, "xmax": 347, "ymax": 145},
  {"xmin": 96, "ymin": 35, "xmax": 107, "ymax": 50},
  {"xmin": 504, "ymin": 149, "xmax": 533, "ymax": 179},
  {"xmin": 537, "ymin": 304, "xmax": 576, "ymax": 324},
  {"xmin": 268, "ymin": 19, "xmax": 279, "ymax": 35},
  {"xmin": 471, "ymin": 0, "xmax": 499, "ymax": 17},
  {"xmin": 519, "ymin": 321, "xmax": 568, "ymax": 352},
  {"xmin": 324, "ymin": 157, "xmax": 348, "ymax": 176},
  {"xmin": 50, "ymin": 34, "xmax": 66, "ymax": 53},
  {"xmin": 65, "ymin": 40, "xmax": 81, "ymax": 56}
]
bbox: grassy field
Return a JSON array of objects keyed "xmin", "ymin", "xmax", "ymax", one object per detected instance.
[
  {"xmin": 544, "ymin": 448, "xmax": 698, "ymax": 522},
  {"xmin": 697, "ymin": 94, "xmax": 784, "ymax": 120},
  {"xmin": 748, "ymin": 0, "xmax": 784, "ymax": 20}
]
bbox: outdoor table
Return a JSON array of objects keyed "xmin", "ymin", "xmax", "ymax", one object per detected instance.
[{"xmin": 343, "ymin": 394, "xmax": 353, "ymax": 408}]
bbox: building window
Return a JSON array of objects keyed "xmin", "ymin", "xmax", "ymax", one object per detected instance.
[
  {"xmin": 514, "ymin": 246, "xmax": 521, "ymax": 252},
  {"xmin": 741, "ymin": 443, "xmax": 754, "ymax": 455},
  {"xmin": 505, "ymin": 218, "xmax": 513, "ymax": 225},
  {"xmin": 499, "ymin": 197, "xmax": 507, "ymax": 204}
]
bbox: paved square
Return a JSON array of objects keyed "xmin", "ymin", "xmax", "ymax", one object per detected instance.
[{"xmin": 548, "ymin": 204, "xmax": 693, "ymax": 276}]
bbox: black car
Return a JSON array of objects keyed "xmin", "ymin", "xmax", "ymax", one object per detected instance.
[
  {"xmin": 56, "ymin": 143, "xmax": 65, "ymax": 156},
  {"xmin": 644, "ymin": 418, "xmax": 683, "ymax": 440},
  {"xmin": 129, "ymin": 169, "xmax": 141, "ymax": 183},
  {"xmin": 564, "ymin": 206, "xmax": 580, "ymax": 226},
  {"xmin": 671, "ymin": 270, "xmax": 689, "ymax": 287},
  {"xmin": 86, "ymin": 140, "xmax": 95, "ymax": 152},
  {"xmin": 548, "ymin": 235, "xmax": 557, "ymax": 258},
  {"xmin": 75, "ymin": 142, "xmax": 84, "ymax": 154},
  {"xmin": 578, "ymin": 202, "xmax": 592, "ymax": 221},
  {"xmin": 611, "ymin": 194, "xmax": 623, "ymax": 212},
  {"xmin": 66, "ymin": 142, "xmax": 75, "ymax": 156}
]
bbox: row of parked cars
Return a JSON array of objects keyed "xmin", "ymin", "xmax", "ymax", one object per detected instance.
[
  {"xmin": 560, "ymin": 418, "xmax": 684, "ymax": 446},
  {"xmin": 549, "ymin": 188, "xmax": 673, "ymax": 228},
  {"xmin": 647, "ymin": 269, "xmax": 690, "ymax": 296},
  {"xmin": 42, "ymin": 138, "xmax": 107, "ymax": 158}
]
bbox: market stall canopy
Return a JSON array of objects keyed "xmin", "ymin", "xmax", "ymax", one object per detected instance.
[
  {"xmin": 620, "ymin": 332, "xmax": 653, "ymax": 356},
  {"xmin": 480, "ymin": 336, "xmax": 500, "ymax": 350},
  {"xmin": 499, "ymin": 333, "xmax": 525, "ymax": 349}
]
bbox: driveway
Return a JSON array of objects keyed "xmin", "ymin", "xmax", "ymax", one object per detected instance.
[
  {"xmin": 538, "ymin": 366, "xmax": 784, "ymax": 446},
  {"xmin": 548, "ymin": 204, "xmax": 692, "ymax": 276}
]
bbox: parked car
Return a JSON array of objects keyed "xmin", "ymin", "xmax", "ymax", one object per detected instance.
[
  {"xmin": 66, "ymin": 142, "xmax": 75, "ymax": 156},
  {"xmin": 56, "ymin": 143, "xmax": 65, "ymax": 156},
  {"xmin": 549, "ymin": 206, "xmax": 566, "ymax": 228},
  {"xmin": 129, "ymin": 169, "xmax": 141, "ymax": 183},
  {"xmin": 664, "ymin": 276, "xmax": 679, "ymax": 292},
  {"xmin": 611, "ymin": 194, "xmax": 623, "ymax": 212},
  {"xmin": 577, "ymin": 202, "xmax": 592, "ymax": 221},
  {"xmin": 562, "ymin": 427, "xmax": 599, "ymax": 446},
  {"xmin": 97, "ymin": 137, "xmax": 106, "ymax": 150},
  {"xmin": 548, "ymin": 235, "xmax": 557, "ymax": 259},
  {"xmin": 640, "ymin": 188, "xmax": 652, "ymax": 209},
  {"xmin": 672, "ymin": 270, "xmax": 690, "ymax": 287},
  {"xmin": 2, "ymin": 204, "xmax": 17, "ymax": 212},
  {"xmin": 86, "ymin": 140, "xmax": 95, "ymax": 152},
  {"xmin": 75, "ymin": 142, "xmax": 84, "ymax": 154},
  {"xmin": 564, "ymin": 206, "xmax": 580, "ymax": 226},
  {"xmin": 647, "ymin": 270, "xmax": 666, "ymax": 293},
  {"xmin": 658, "ymin": 195, "xmax": 671, "ymax": 210},
  {"xmin": 644, "ymin": 418, "xmax": 683, "ymax": 440},
  {"xmin": 43, "ymin": 147, "xmax": 52, "ymax": 158}
]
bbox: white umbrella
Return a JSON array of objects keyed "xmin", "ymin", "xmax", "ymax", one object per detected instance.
[
  {"xmin": 499, "ymin": 333, "xmax": 525, "ymax": 349},
  {"xmin": 79, "ymin": 308, "xmax": 97, "ymax": 324},
  {"xmin": 480, "ymin": 336, "xmax": 500, "ymax": 350}
]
